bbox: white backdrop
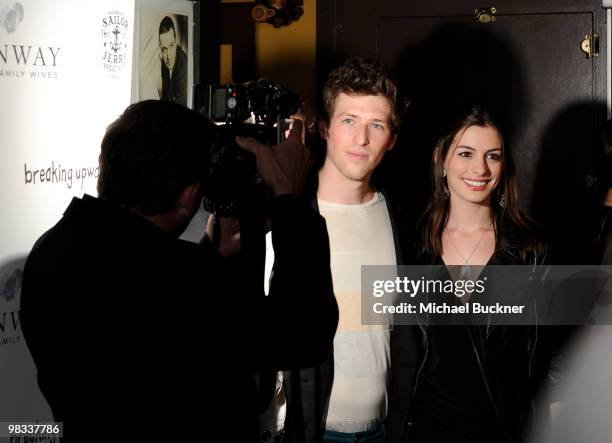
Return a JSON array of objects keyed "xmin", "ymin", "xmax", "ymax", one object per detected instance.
[
  {"xmin": 0, "ymin": 0, "xmax": 135, "ymax": 424},
  {"xmin": 0, "ymin": 0, "xmax": 193, "ymax": 425}
]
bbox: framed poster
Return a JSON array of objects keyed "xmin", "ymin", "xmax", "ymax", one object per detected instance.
[{"xmin": 134, "ymin": 0, "xmax": 193, "ymax": 107}]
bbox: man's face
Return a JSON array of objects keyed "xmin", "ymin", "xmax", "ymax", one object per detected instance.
[
  {"xmin": 159, "ymin": 29, "xmax": 177, "ymax": 70},
  {"xmin": 320, "ymin": 92, "xmax": 396, "ymax": 185}
]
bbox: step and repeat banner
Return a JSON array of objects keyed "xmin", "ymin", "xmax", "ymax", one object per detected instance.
[
  {"xmin": 0, "ymin": 0, "xmax": 135, "ymax": 425},
  {"xmin": 0, "ymin": 0, "xmax": 192, "ymax": 430}
]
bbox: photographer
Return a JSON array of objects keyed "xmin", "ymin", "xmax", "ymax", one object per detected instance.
[{"xmin": 20, "ymin": 100, "xmax": 338, "ymax": 441}]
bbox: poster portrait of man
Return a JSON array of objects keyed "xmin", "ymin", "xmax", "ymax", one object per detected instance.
[
  {"xmin": 158, "ymin": 15, "xmax": 187, "ymax": 105},
  {"xmin": 137, "ymin": 6, "xmax": 190, "ymax": 106}
]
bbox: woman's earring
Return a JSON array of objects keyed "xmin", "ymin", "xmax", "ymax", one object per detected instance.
[
  {"xmin": 441, "ymin": 168, "xmax": 449, "ymax": 199},
  {"xmin": 495, "ymin": 186, "xmax": 505, "ymax": 208}
]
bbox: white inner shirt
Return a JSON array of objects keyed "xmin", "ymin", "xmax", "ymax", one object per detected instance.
[{"xmin": 318, "ymin": 192, "xmax": 397, "ymax": 433}]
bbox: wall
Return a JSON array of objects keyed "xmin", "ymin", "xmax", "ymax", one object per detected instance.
[{"xmin": 255, "ymin": 0, "xmax": 317, "ymax": 113}]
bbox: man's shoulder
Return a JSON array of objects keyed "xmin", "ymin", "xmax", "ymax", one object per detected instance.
[
  {"xmin": 378, "ymin": 187, "xmax": 402, "ymax": 212},
  {"xmin": 176, "ymin": 44, "xmax": 188, "ymax": 66},
  {"xmin": 26, "ymin": 196, "xmax": 92, "ymax": 256},
  {"xmin": 25, "ymin": 196, "xmax": 211, "ymax": 268}
]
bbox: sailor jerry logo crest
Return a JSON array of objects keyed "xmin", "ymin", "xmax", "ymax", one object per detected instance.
[{"xmin": 101, "ymin": 10, "xmax": 128, "ymax": 72}]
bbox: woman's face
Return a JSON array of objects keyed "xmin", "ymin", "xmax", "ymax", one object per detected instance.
[{"xmin": 443, "ymin": 124, "xmax": 503, "ymax": 206}]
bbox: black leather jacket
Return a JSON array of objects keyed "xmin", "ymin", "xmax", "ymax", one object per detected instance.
[{"xmin": 386, "ymin": 229, "xmax": 556, "ymax": 443}]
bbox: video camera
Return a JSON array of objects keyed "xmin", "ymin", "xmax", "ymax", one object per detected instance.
[{"xmin": 196, "ymin": 78, "xmax": 300, "ymax": 216}]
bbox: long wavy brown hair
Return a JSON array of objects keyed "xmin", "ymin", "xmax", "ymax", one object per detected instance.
[{"xmin": 421, "ymin": 105, "xmax": 542, "ymax": 262}]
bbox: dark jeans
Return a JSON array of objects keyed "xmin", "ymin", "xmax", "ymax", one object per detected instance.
[{"xmin": 323, "ymin": 424, "xmax": 385, "ymax": 443}]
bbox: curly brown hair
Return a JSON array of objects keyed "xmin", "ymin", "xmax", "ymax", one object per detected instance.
[{"xmin": 322, "ymin": 57, "xmax": 409, "ymax": 133}]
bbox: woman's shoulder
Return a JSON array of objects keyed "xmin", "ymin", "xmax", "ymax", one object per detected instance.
[{"xmin": 497, "ymin": 215, "xmax": 548, "ymax": 266}]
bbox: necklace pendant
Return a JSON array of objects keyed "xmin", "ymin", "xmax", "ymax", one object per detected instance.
[{"xmin": 460, "ymin": 264, "xmax": 471, "ymax": 280}]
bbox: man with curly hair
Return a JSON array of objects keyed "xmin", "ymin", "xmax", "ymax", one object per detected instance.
[{"xmin": 269, "ymin": 58, "xmax": 409, "ymax": 443}]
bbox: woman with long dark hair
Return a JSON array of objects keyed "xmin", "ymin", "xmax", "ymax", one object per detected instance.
[
  {"xmin": 422, "ymin": 105, "xmax": 542, "ymax": 265},
  {"xmin": 386, "ymin": 105, "xmax": 553, "ymax": 443}
]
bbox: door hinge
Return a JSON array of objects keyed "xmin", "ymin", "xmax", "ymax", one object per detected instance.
[{"xmin": 580, "ymin": 33, "xmax": 600, "ymax": 58}]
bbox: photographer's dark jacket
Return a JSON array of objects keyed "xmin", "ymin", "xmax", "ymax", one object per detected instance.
[
  {"xmin": 385, "ymin": 229, "xmax": 556, "ymax": 443},
  {"xmin": 20, "ymin": 194, "xmax": 338, "ymax": 441}
]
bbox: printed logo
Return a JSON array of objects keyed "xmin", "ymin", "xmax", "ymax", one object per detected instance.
[
  {"xmin": 101, "ymin": 10, "xmax": 129, "ymax": 72},
  {"xmin": 1, "ymin": 268, "xmax": 23, "ymax": 346},
  {"xmin": 0, "ymin": 2, "xmax": 23, "ymax": 33},
  {"xmin": 1, "ymin": 268, "xmax": 22, "ymax": 303},
  {"xmin": 0, "ymin": 2, "xmax": 60, "ymax": 79}
]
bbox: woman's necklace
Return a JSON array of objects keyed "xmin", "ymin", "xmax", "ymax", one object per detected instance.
[{"xmin": 445, "ymin": 223, "xmax": 493, "ymax": 280}]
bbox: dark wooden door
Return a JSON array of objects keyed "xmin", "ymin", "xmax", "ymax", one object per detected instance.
[{"xmin": 317, "ymin": 0, "xmax": 607, "ymax": 260}]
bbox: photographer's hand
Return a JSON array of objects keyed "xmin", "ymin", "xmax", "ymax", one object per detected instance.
[
  {"xmin": 235, "ymin": 119, "xmax": 311, "ymax": 197},
  {"xmin": 206, "ymin": 214, "xmax": 241, "ymax": 257}
]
